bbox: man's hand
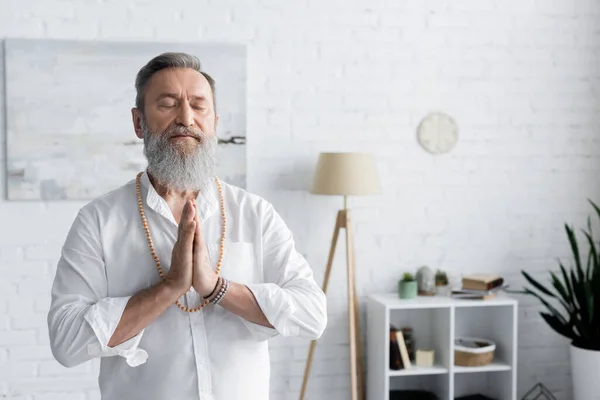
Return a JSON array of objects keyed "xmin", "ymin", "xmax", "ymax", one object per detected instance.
[
  {"xmin": 191, "ymin": 201, "xmax": 219, "ymax": 297},
  {"xmin": 164, "ymin": 199, "xmax": 195, "ymax": 295}
]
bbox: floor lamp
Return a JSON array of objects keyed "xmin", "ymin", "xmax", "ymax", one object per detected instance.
[{"xmin": 299, "ymin": 152, "xmax": 381, "ymax": 400}]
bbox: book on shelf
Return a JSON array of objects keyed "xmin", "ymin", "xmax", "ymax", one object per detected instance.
[
  {"xmin": 389, "ymin": 325, "xmax": 411, "ymax": 370},
  {"xmin": 389, "ymin": 326, "xmax": 403, "ymax": 370},
  {"xmin": 395, "ymin": 330, "xmax": 411, "ymax": 369},
  {"xmin": 461, "ymin": 274, "xmax": 504, "ymax": 291},
  {"xmin": 451, "ymin": 284, "xmax": 509, "ymax": 300}
]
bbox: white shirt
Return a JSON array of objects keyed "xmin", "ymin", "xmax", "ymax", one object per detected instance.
[{"xmin": 47, "ymin": 171, "xmax": 327, "ymax": 400}]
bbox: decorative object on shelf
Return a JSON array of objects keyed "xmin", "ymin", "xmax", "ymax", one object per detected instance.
[
  {"xmin": 398, "ymin": 273, "xmax": 418, "ymax": 299},
  {"xmin": 416, "ymin": 265, "xmax": 435, "ymax": 296},
  {"xmin": 515, "ymin": 199, "xmax": 600, "ymax": 400},
  {"xmin": 416, "ymin": 349, "xmax": 435, "ymax": 368},
  {"xmin": 435, "ymin": 269, "xmax": 449, "ymax": 296},
  {"xmin": 416, "ymin": 111, "xmax": 459, "ymax": 155},
  {"xmin": 454, "ymin": 337, "xmax": 495, "ymax": 367},
  {"xmin": 301, "ymin": 152, "xmax": 381, "ymax": 400},
  {"xmin": 520, "ymin": 383, "xmax": 557, "ymax": 400}
]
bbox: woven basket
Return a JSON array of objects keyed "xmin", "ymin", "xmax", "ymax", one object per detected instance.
[{"xmin": 454, "ymin": 337, "xmax": 495, "ymax": 367}]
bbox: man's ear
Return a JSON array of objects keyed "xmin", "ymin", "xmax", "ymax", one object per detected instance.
[
  {"xmin": 214, "ymin": 114, "xmax": 220, "ymax": 130},
  {"xmin": 132, "ymin": 108, "xmax": 144, "ymax": 139}
]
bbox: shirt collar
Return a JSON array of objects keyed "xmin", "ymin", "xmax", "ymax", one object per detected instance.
[{"xmin": 139, "ymin": 170, "xmax": 218, "ymax": 225}]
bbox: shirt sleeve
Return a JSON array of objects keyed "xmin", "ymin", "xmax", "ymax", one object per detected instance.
[
  {"xmin": 244, "ymin": 201, "xmax": 327, "ymax": 341},
  {"xmin": 47, "ymin": 207, "xmax": 147, "ymax": 368}
]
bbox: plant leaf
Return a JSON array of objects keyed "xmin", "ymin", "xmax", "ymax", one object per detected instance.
[
  {"xmin": 550, "ymin": 271, "xmax": 573, "ymax": 314},
  {"xmin": 581, "ymin": 228, "xmax": 597, "ymax": 282},
  {"xmin": 540, "ymin": 312, "xmax": 574, "ymax": 339},
  {"xmin": 559, "ymin": 262, "xmax": 575, "ymax": 306},
  {"xmin": 589, "ymin": 294, "xmax": 595, "ymax": 325},
  {"xmin": 523, "ymin": 288, "xmax": 568, "ymax": 326},
  {"xmin": 570, "ymin": 269, "xmax": 587, "ymax": 315},
  {"xmin": 584, "ymin": 281, "xmax": 595, "ymax": 326},
  {"xmin": 571, "ymin": 269, "xmax": 590, "ymax": 329},
  {"xmin": 588, "ymin": 199, "xmax": 600, "ymax": 227},
  {"xmin": 565, "ymin": 224, "xmax": 585, "ymax": 282},
  {"xmin": 522, "ymin": 270, "xmax": 555, "ymax": 298}
]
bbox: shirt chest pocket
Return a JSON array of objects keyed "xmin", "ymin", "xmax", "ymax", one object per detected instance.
[{"xmin": 207, "ymin": 242, "xmax": 260, "ymax": 285}]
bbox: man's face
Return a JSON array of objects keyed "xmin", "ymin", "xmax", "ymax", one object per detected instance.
[
  {"xmin": 132, "ymin": 67, "xmax": 220, "ymax": 191},
  {"xmin": 133, "ymin": 67, "xmax": 218, "ymax": 149}
]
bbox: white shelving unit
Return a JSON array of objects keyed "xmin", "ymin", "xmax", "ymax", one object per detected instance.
[{"xmin": 367, "ymin": 293, "xmax": 518, "ymax": 400}]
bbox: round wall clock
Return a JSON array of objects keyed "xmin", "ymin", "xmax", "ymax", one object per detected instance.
[{"xmin": 416, "ymin": 112, "xmax": 459, "ymax": 155}]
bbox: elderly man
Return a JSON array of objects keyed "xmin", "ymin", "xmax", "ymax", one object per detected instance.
[{"xmin": 47, "ymin": 52, "xmax": 327, "ymax": 400}]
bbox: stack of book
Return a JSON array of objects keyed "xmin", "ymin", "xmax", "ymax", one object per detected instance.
[{"xmin": 451, "ymin": 274, "xmax": 507, "ymax": 300}]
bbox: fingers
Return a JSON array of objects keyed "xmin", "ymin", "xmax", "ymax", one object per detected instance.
[
  {"xmin": 193, "ymin": 201, "xmax": 205, "ymax": 249},
  {"xmin": 178, "ymin": 200, "xmax": 192, "ymax": 233},
  {"xmin": 179, "ymin": 200, "xmax": 196, "ymax": 249}
]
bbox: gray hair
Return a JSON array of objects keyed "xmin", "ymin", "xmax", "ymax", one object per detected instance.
[{"xmin": 134, "ymin": 52, "xmax": 216, "ymax": 113}]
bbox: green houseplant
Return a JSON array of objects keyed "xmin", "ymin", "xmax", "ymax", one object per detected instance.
[
  {"xmin": 399, "ymin": 272, "xmax": 417, "ymax": 299},
  {"xmin": 435, "ymin": 270, "xmax": 448, "ymax": 286},
  {"xmin": 518, "ymin": 199, "xmax": 600, "ymax": 400},
  {"xmin": 435, "ymin": 270, "xmax": 449, "ymax": 296}
]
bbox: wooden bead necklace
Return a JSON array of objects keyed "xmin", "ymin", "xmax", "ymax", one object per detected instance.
[{"xmin": 135, "ymin": 171, "xmax": 227, "ymax": 312}]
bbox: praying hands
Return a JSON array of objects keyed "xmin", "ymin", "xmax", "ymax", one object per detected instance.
[{"xmin": 168, "ymin": 199, "xmax": 222, "ymax": 302}]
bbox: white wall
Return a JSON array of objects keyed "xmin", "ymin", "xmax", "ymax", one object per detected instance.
[{"xmin": 1, "ymin": 0, "xmax": 600, "ymax": 399}]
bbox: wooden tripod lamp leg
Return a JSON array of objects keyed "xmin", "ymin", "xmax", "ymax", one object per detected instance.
[
  {"xmin": 299, "ymin": 211, "xmax": 342, "ymax": 400},
  {"xmin": 346, "ymin": 210, "xmax": 365, "ymax": 400},
  {"xmin": 344, "ymin": 210, "xmax": 359, "ymax": 400}
]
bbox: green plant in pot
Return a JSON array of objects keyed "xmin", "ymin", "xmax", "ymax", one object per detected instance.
[
  {"xmin": 435, "ymin": 270, "xmax": 448, "ymax": 285},
  {"xmin": 399, "ymin": 272, "xmax": 418, "ymax": 299},
  {"xmin": 517, "ymin": 199, "xmax": 600, "ymax": 400},
  {"xmin": 435, "ymin": 270, "xmax": 449, "ymax": 295}
]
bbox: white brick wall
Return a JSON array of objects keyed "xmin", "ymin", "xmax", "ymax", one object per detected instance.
[{"xmin": 1, "ymin": 0, "xmax": 600, "ymax": 399}]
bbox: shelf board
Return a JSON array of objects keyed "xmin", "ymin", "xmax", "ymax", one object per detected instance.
[
  {"xmin": 388, "ymin": 365, "xmax": 449, "ymax": 376},
  {"xmin": 369, "ymin": 293, "xmax": 518, "ymax": 309},
  {"xmin": 453, "ymin": 362, "xmax": 511, "ymax": 373}
]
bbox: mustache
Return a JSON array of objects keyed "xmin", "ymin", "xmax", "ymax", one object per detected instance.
[{"xmin": 164, "ymin": 126, "xmax": 206, "ymax": 140}]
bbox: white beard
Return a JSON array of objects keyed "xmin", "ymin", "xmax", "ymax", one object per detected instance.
[{"xmin": 141, "ymin": 118, "xmax": 218, "ymax": 192}]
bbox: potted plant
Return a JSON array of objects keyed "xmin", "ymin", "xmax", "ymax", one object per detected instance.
[
  {"xmin": 518, "ymin": 199, "xmax": 600, "ymax": 400},
  {"xmin": 399, "ymin": 272, "xmax": 418, "ymax": 299},
  {"xmin": 435, "ymin": 270, "xmax": 449, "ymax": 296}
]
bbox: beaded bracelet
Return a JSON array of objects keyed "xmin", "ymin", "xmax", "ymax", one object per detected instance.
[
  {"xmin": 211, "ymin": 278, "xmax": 230, "ymax": 305},
  {"xmin": 203, "ymin": 277, "xmax": 222, "ymax": 299},
  {"xmin": 212, "ymin": 278, "xmax": 229, "ymax": 305}
]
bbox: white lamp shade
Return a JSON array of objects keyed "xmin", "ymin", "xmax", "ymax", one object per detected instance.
[{"xmin": 310, "ymin": 152, "xmax": 382, "ymax": 196}]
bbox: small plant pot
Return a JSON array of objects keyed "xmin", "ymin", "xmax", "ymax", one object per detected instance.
[
  {"xmin": 399, "ymin": 281, "xmax": 418, "ymax": 299},
  {"xmin": 435, "ymin": 284, "xmax": 449, "ymax": 296}
]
